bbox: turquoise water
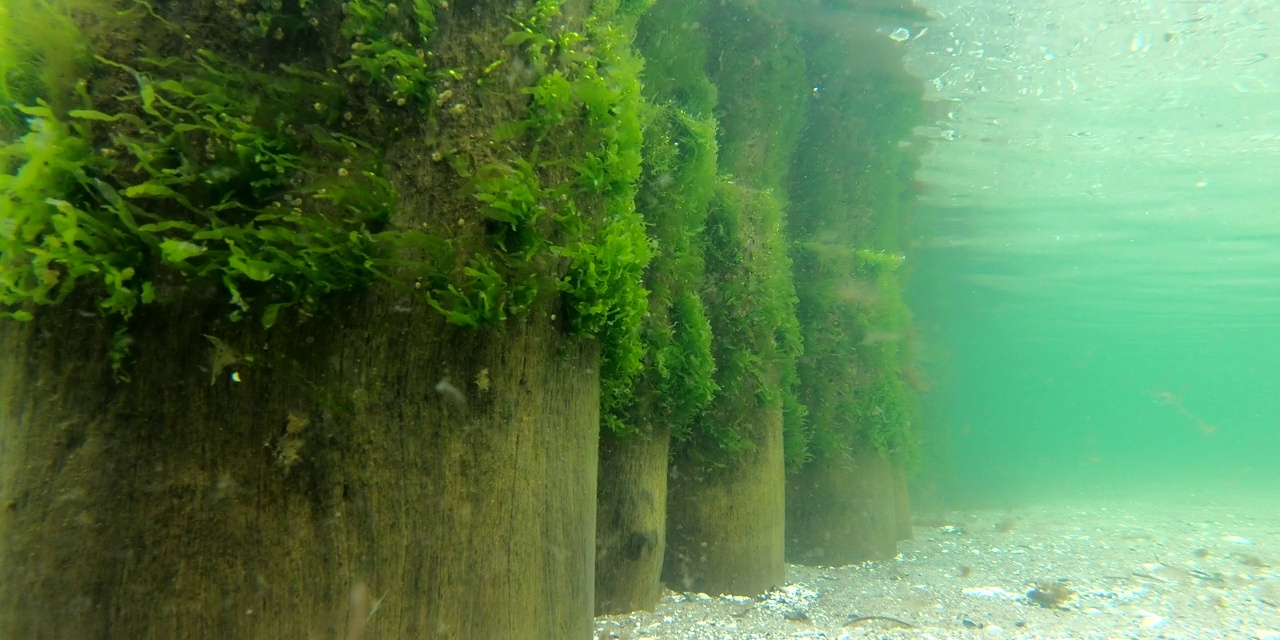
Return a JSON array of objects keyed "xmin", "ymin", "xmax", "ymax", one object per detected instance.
[
  {"xmin": 902, "ymin": 0, "xmax": 1280, "ymax": 509},
  {"xmin": 909, "ymin": 213, "xmax": 1280, "ymax": 506},
  {"xmin": 908, "ymin": 193, "xmax": 1280, "ymax": 506}
]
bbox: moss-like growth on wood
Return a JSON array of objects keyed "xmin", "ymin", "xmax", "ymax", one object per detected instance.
[
  {"xmin": 689, "ymin": 180, "xmax": 802, "ymax": 465},
  {"xmin": 699, "ymin": 0, "xmax": 809, "ymax": 469},
  {"xmin": 601, "ymin": 0, "xmax": 721, "ymax": 439},
  {"xmin": 785, "ymin": 16, "xmax": 925, "ymax": 467},
  {"xmin": 2, "ymin": 0, "xmax": 652, "ymax": 390}
]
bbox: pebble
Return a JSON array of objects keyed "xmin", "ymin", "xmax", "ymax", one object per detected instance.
[
  {"xmin": 1137, "ymin": 611, "xmax": 1166, "ymax": 629},
  {"xmin": 962, "ymin": 586, "xmax": 1015, "ymax": 599}
]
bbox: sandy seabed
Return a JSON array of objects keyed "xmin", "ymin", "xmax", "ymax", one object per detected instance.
[{"xmin": 594, "ymin": 495, "xmax": 1280, "ymax": 640}]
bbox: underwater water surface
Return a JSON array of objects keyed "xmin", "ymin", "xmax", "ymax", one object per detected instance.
[{"xmin": 902, "ymin": 0, "xmax": 1280, "ymax": 507}]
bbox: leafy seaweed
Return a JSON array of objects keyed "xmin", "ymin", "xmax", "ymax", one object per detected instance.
[{"xmin": 2, "ymin": 7, "xmax": 395, "ymax": 381}]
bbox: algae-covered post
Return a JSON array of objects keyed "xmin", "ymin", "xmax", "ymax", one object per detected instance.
[
  {"xmin": 0, "ymin": 0, "xmax": 648, "ymax": 637},
  {"xmin": 783, "ymin": 4, "xmax": 927, "ymax": 566},
  {"xmin": 660, "ymin": 0, "xmax": 809, "ymax": 598},
  {"xmin": 594, "ymin": 0, "xmax": 719, "ymax": 614}
]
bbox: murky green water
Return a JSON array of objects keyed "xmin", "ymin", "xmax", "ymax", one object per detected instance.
[{"xmin": 903, "ymin": 0, "xmax": 1280, "ymax": 508}]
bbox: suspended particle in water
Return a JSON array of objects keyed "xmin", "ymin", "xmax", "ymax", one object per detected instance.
[{"xmin": 434, "ymin": 379, "xmax": 466, "ymax": 407}]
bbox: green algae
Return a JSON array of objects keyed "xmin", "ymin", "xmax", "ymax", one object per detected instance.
[{"xmin": 2, "ymin": 0, "xmax": 652, "ymax": 388}]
